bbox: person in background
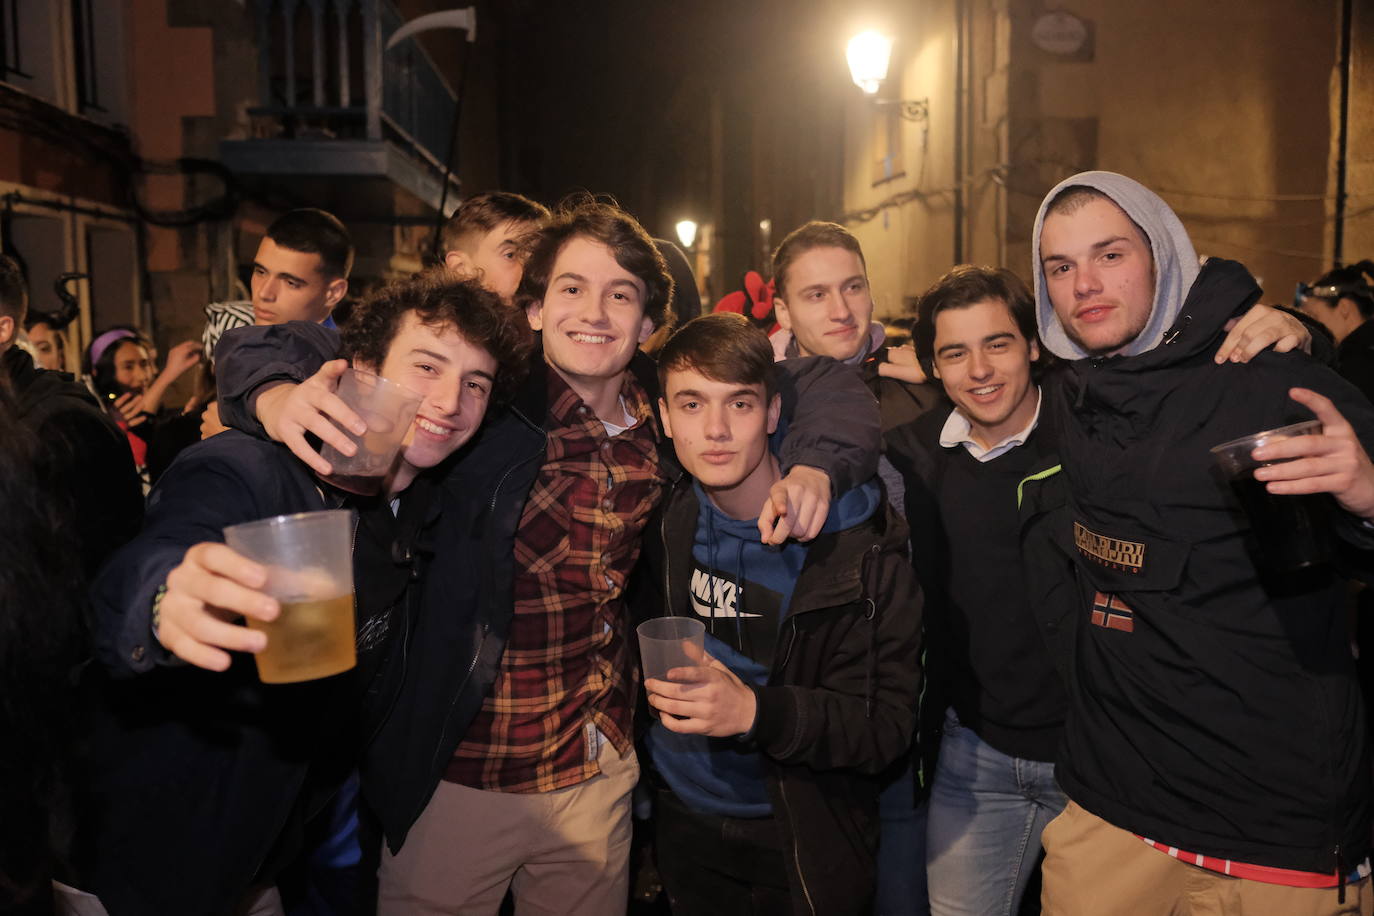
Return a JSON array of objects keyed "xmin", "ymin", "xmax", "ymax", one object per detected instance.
[
  {"xmin": 0, "ymin": 257, "xmax": 142, "ymax": 579},
  {"xmin": 439, "ymin": 190, "xmax": 550, "ymax": 303},
  {"xmin": 767, "ymin": 218, "xmax": 940, "ymax": 915},
  {"xmin": 250, "ymin": 208, "xmax": 353, "ymax": 327},
  {"xmin": 25, "ymin": 313, "xmax": 68, "ymax": 371},
  {"xmin": 146, "ymin": 301, "xmax": 255, "ymax": 482},
  {"xmin": 0, "ymin": 382, "xmax": 88, "ymax": 916},
  {"xmin": 1297, "ymin": 260, "xmax": 1374, "ymax": 401},
  {"xmin": 84, "ymin": 327, "xmax": 201, "ymax": 482}
]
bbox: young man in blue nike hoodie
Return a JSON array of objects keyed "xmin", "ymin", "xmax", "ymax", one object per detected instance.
[{"xmin": 635, "ymin": 312, "xmax": 923, "ymax": 916}]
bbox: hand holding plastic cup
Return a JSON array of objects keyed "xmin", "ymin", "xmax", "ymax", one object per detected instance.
[
  {"xmin": 223, "ymin": 509, "xmax": 357, "ymax": 683},
  {"xmin": 318, "ymin": 368, "xmax": 423, "ymax": 496},
  {"xmin": 637, "ymin": 616, "xmax": 706, "ymax": 683},
  {"xmin": 1211, "ymin": 419, "xmax": 1331, "ymax": 570}
]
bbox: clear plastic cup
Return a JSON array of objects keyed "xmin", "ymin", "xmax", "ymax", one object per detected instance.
[
  {"xmin": 319, "ymin": 368, "xmax": 423, "ymax": 496},
  {"xmin": 1210, "ymin": 420, "xmax": 1330, "ymax": 571},
  {"xmin": 637, "ymin": 616, "xmax": 706, "ymax": 682},
  {"xmin": 223, "ymin": 509, "xmax": 357, "ymax": 683}
]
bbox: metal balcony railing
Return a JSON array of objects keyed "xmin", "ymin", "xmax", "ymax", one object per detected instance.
[{"xmin": 249, "ymin": 0, "xmax": 457, "ymax": 173}]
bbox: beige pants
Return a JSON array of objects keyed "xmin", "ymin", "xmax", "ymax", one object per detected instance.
[
  {"xmin": 378, "ymin": 742, "xmax": 639, "ymax": 916},
  {"xmin": 1041, "ymin": 801, "xmax": 1373, "ymax": 916}
]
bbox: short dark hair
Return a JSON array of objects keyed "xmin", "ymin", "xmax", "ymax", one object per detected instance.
[
  {"xmin": 1311, "ymin": 260, "xmax": 1374, "ymax": 319},
  {"xmin": 514, "ymin": 197, "xmax": 674, "ymax": 330},
  {"xmin": 341, "ymin": 273, "xmax": 533, "ymax": 405},
  {"xmin": 657, "ymin": 311, "xmax": 777, "ymax": 402},
  {"xmin": 912, "ymin": 265, "xmax": 1048, "ymax": 378},
  {"xmin": 771, "ymin": 221, "xmax": 867, "ymax": 300},
  {"xmin": 0, "ymin": 255, "xmax": 27, "ymax": 327},
  {"xmin": 265, "ymin": 208, "xmax": 354, "ymax": 280},
  {"xmin": 441, "ymin": 191, "xmax": 550, "ymax": 255}
]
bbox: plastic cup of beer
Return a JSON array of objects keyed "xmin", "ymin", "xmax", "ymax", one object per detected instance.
[
  {"xmin": 1210, "ymin": 419, "xmax": 1330, "ymax": 571},
  {"xmin": 223, "ymin": 508, "xmax": 357, "ymax": 684},
  {"xmin": 637, "ymin": 616, "xmax": 706, "ymax": 682},
  {"xmin": 318, "ymin": 368, "xmax": 423, "ymax": 496}
]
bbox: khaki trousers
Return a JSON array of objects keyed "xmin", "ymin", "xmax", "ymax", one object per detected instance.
[
  {"xmin": 377, "ymin": 742, "xmax": 639, "ymax": 916},
  {"xmin": 1041, "ymin": 801, "xmax": 1373, "ymax": 916}
]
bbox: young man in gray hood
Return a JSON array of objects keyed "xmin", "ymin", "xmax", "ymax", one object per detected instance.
[{"xmin": 1032, "ymin": 170, "xmax": 1374, "ymax": 915}]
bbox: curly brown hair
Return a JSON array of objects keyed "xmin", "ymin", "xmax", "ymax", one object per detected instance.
[
  {"xmin": 513, "ymin": 196, "xmax": 675, "ymax": 331},
  {"xmin": 341, "ymin": 273, "xmax": 533, "ymax": 404}
]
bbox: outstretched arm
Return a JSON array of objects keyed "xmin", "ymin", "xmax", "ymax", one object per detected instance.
[
  {"xmin": 215, "ymin": 321, "xmax": 343, "ymax": 437},
  {"xmin": 762, "ymin": 356, "xmax": 882, "ymax": 543}
]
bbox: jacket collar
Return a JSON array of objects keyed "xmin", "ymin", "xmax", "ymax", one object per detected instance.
[{"xmin": 1061, "ymin": 258, "xmax": 1261, "ymax": 413}]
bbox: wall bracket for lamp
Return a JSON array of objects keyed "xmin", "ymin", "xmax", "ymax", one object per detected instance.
[{"xmin": 873, "ymin": 98, "xmax": 930, "ymax": 123}]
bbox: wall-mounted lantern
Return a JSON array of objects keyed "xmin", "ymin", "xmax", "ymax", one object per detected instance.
[
  {"xmin": 675, "ymin": 219, "xmax": 698, "ymax": 250},
  {"xmin": 845, "ymin": 30, "xmax": 929, "ymax": 123}
]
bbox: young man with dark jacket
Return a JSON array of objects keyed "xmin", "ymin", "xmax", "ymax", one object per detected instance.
[
  {"xmin": 637, "ymin": 312, "xmax": 922, "ymax": 916},
  {"xmin": 215, "ymin": 200, "xmax": 881, "ymax": 914},
  {"xmin": 71, "ymin": 275, "xmax": 530, "ymax": 916},
  {"xmin": 1032, "ymin": 171, "xmax": 1374, "ymax": 915}
]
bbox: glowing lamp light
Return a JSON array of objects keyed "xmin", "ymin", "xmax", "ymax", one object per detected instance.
[
  {"xmin": 846, "ymin": 31, "xmax": 893, "ymax": 95},
  {"xmin": 675, "ymin": 219, "xmax": 698, "ymax": 249}
]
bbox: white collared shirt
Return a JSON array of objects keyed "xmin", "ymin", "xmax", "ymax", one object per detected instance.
[{"xmin": 938, "ymin": 386, "xmax": 1043, "ymax": 462}]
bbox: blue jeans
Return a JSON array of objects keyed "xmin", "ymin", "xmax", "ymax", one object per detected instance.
[
  {"xmin": 875, "ymin": 763, "xmax": 929, "ymax": 915},
  {"xmin": 925, "ymin": 708, "xmax": 1066, "ymax": 916}
]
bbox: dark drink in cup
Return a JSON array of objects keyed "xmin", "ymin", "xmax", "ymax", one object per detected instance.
[
  {"xmin": 1211, "ymin": 420, "xmax": 1330, "ymax": 572},
  {"xmin": 1227, "ymin": 477, "xmax": 1330, "ymax": 571},
  {"xmin": 321, "ymin": 472, "xmax": 384, "ymax": 497}
]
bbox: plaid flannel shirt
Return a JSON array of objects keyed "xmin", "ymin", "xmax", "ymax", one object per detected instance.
[{"xmin": 446, "ymin": 369, "xmax": 665, "ymax": 793}]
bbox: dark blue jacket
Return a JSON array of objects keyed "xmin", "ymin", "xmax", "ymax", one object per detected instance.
[{"xmin": 76, "ymin": 431, "xmax": 436, "ymax": 915}]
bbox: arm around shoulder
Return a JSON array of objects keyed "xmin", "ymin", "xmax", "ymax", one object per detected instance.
[
  {"xmin": 774, "ymin": 356, "xmax": 881, "ymax": 495},
  {"xmin": 216, "ymin": 321, "xmax": 342, "ymax": 436}
]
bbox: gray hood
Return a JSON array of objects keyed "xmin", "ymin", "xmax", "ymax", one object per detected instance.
[{"xmin": 1030, "ymin": 171, "xmax": 1200, "ymax": 360}]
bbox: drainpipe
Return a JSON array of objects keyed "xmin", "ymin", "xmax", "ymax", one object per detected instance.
[{"xmin": 1334, "ymin": 0, "xmax": 1352, "ymax": 264}]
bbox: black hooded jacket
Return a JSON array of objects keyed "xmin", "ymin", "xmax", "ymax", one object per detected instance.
[
  {"xmin": 634, "ymin": 478, "xmax": 922, "ymax": 916},
  {"xmin": 1051, "ymin": 257, "xmax": 1374, "ymax": 875}
]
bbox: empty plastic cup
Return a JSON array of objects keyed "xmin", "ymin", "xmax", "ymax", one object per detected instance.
[
  {"xmin": 319, "ymin": 368, "xmax": 423, "ymax": 496},
  {"xmin": 637, "ymin": 616, "xmax": 706, "ymax": 682}
]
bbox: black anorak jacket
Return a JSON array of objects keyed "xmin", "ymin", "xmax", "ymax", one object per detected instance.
[{"xmin": 1049, "ymin": 255, "xmax": 1374, "ymax": 876}]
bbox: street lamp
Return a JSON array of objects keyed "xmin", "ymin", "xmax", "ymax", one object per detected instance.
[
  {"xmin": 845, "ymin": 30, "xmax": 929, "ymax": 123},
  {"xmin": 846, "ymin": 31, "xmax": 892, "ymax": 94},
  {"xmin": 675, "ymin": 219, "xmax": 698, "ymax": 250}
]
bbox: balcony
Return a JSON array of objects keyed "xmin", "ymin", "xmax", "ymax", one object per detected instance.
[{"xmin": 219, "ymin": 0, "xmax": 462, "ymax": 213}]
